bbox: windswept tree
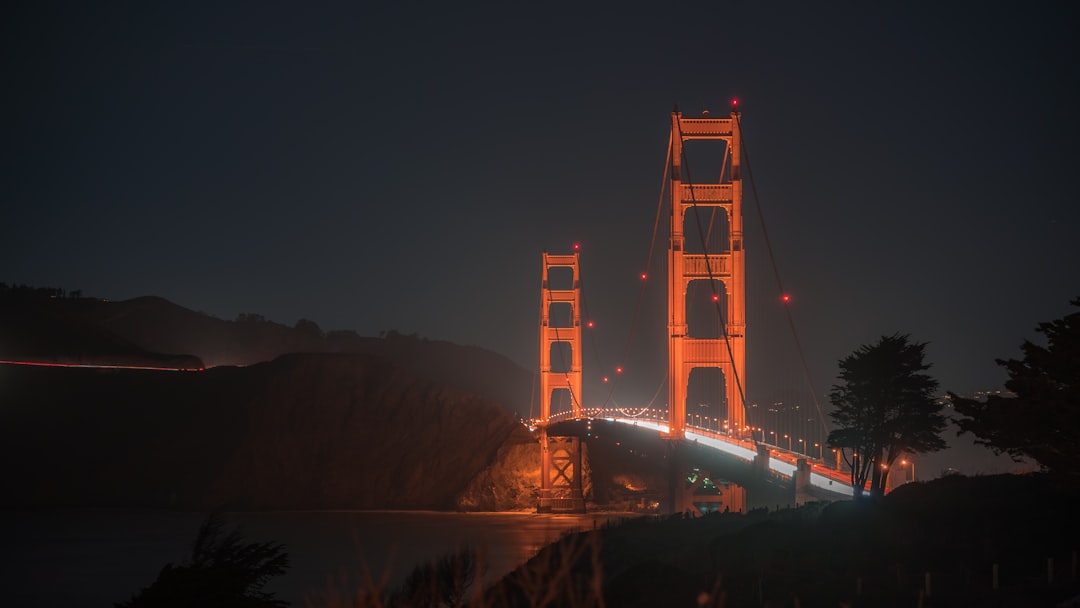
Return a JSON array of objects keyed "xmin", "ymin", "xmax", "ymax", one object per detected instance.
[
  {"xmin": 117, "ymin": 513, "xmax": 289, "ymax": 607},
  {"xmin": 951, "ymin": 298, "xmax": 1080, "ymax": 484},
  {"xmin": 827, "ymin": 334, "xmax": 947, "ymax": 498}
]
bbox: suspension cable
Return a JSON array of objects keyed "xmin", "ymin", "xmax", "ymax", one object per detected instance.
[
  {"xmin": 735, "ymin": 113, "xmax": 829, "ymax": 438},
  {"xmin": 597, "ymin": 133, "xmax": 673, "ymax": 408}
]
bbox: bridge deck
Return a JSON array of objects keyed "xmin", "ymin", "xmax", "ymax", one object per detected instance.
[{"xmin": 540, "ymin": 410, "xmax": 857, "ymax": 495}]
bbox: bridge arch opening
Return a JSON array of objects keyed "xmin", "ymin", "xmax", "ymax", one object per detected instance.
[
  {"xmin": 548, "ymin": 342, "xmax": 574, "ymax": 375},
  {"xmin": 546, "ymin": 301, "xmax": 573, "ymax": 329},
  {"xmin": 546, "ymin": 266, "xmax": 575, "ymax": 291},
  {"xmin": 686, "ymin": 279, "xmax": 728, "ymax": 338},
  {"xmin": 686, "ymin": 367, "xmax": 728, "ymax": 432},
  {"xmin": 683, "ymin": 139, "xmax": 731, "ymax": 184},
  {"xmin": 682, "ymin": 207, "xmax": 730, "ymax": 255},
  {"xmin": 548, "ymin": 387, "xmax": 575, "ymax": 417}
]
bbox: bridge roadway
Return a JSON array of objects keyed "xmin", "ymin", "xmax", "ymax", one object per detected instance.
[{"xmin": 540, "ymin": 408, "xmax": 856, "ymax": 497}]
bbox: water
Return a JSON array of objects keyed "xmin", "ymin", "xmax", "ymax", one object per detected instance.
[{"xmin": 2, "ymin": 508, "xmax": 622, "ymax": 607}]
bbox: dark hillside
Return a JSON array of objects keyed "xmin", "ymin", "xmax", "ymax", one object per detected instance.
[
  {"xmin": 0, "ymin": 353, "xmax": 534, "ymax": 510},
  {"xmin": 0, "ymin": 293, "xmax": 203, "ymax": 369},
  {"xmin": 6, "ymin": 293, "xmax": 536, "ymax": 417},
  {"xmin": 80, "ymin": 296, "xmax": 326, "ymax": 367},
  {"xmin": 488, "ymin": 474, "xmax": 1080, "ymax": 607}
]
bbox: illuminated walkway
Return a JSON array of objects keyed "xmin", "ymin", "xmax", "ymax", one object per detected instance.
[{"xmin": 540, "ymin": 407, "xmax": 857, "ymax": 496}]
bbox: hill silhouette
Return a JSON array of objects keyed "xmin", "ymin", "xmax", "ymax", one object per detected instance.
[
  {"xmin": 0, "ymin": 288, "xmax": 204, "ymax": 369},
  {"xmin": 1, "ymin": 353, "xmax": 537, "ymax": 510},
  {"xmin": 1, "ymin": 286, "xmax": 536, "ymax": 417},
  {"xmin": 486, "ymin": 474, "xmax": 1080, "ymax": 606},
  {"xmin": 0, "ymin": 286, "xmax": 542, "ymax": 510}
]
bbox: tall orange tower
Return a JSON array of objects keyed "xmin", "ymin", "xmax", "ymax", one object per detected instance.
[
  {"xmin": 537, "ymin": 251, "xmax": 586, "ymax": 513},
  {"xmin": 668, "ymin": 108, "xmax": 746, "ymax": 439},
  {"xmin": 538, "ymin": 251, "xmax": 583, "ymax": 421}
]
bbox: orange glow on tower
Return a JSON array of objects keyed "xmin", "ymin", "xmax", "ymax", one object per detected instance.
[
  {"xmin": 667, "ymin": 108, "xmax": 746, "ymax": 439},
  {"xmin": 537, "ymin": 251, "xmax": 587, "ymax": 513},
  {"xmin": 539, "ymin": 251, "xmax": 583, "ymax": 420}
]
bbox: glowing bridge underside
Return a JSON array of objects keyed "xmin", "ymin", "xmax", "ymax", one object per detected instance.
[{"xmin": 541, "ymin": 409, "xmax": 856, "ymax": 496}]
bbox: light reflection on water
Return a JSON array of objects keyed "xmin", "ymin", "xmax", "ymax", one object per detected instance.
[{"xmin": 3, "ymin": 509, "xmax": 627, "ymax": 607}]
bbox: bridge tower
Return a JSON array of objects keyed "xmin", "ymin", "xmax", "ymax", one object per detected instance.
[
  {"xmin": 537, "ymin": 251, "xmax": 586, "ymax": 513},
  {"xmin": 668, "ymin": 108, "xmax": 746, "ymax": 440}
]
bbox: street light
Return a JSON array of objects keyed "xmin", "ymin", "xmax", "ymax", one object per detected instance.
[
  {"xmin": 767, "ymin": 430, "xmax": 776, "ymax": 445},
  {"xmin": 783, "ymin": 433, "xmax": 792, "ymax": 451},
  {"xmin": 814, "ymin": 442, "xmax": 822, "ymax": 459},
  {"xmin": 900, "ymin": 458, "xmax": 915, "ymax": 482},
  {"xmin": 797, "ymin": 438, "xmax": 805, "ymax": 454}
]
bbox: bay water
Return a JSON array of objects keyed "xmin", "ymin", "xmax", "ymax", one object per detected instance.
[{"xmin": 3, "ymin": 508, "xmax": 623, "ymax": 607}]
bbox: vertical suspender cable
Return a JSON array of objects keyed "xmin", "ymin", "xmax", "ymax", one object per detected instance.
[{"xmin": 735, "ymin": 113, "xmax": 829, "ymax": 438}]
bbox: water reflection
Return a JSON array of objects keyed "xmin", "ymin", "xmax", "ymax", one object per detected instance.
[{"xmin": 4, "ymin": 509, "xmax": 624, "ymax": 607}]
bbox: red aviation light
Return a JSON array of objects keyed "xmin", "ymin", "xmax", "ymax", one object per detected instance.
[
  {"xmin": 615, "ymin": 366, "xmax": 623, "ymax": 374},
  {"xmin": 782, "ymin": 294, "xmax": 791, "ymax": 303},
  {"xmin": 587, "ymin": 320, "xmax": 595, "ymax": 328},
  {"xmin": 640, "ymin": 273, "xmax": 647, "ymax": 281},
  {"xmin": 603, "ymin": 376, "xmax": 609, "ymax": 383},
  {"xmin": 573, "ymin": 243, "xmax": 581, "ymax": 251},
  {"xmin": 712, "ymin": 294, "xmax": 719, "ymax": 302},
  {"xmin": 731, "ymin": 98, "xmax": 739, "ymax": 109}
]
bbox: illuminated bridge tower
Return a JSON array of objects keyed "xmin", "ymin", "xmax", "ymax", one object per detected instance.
[
  {"xmin": 537, "ymin": 251, "xmax": 586, "ymax": 513},
  {"xmin": 538, "ymin": 251, "xmax": 583, "ymax": 421},
  {"xmin": 668, "ymin": 108, "xmax": 746, "ymax": 440}
]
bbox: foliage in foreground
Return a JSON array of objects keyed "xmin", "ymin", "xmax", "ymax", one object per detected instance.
[
  {"xmin": 116, "ymin": 513, "xmax": 289, "ymax": 608},
  {"xmin": 826, "ymin": 334, "xmax": 947, "ymax": 498},
  {"xmin": 951, "ymin": 297, "xmax": 1080, "ymax": 484},
  {"xmin": 304, "ymin": 475, "xmax": 1080, "ymax": 607}
]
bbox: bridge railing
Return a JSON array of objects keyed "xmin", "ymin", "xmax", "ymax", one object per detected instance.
[{"xmin": 536, "ymin": 408, "xmax": 857, "ymax": 490}]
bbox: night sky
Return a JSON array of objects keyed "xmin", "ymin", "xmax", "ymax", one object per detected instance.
[{"xmin": 4, "ymin": 3, "xmax": 1078, "ymax": 419}]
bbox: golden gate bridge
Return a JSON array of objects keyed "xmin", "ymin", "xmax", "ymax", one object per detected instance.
[{"xmin": 533, "ymin": 104, "xmax": 861, "ymax": 513}]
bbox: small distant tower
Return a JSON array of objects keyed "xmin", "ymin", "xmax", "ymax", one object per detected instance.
[
  {"xmin": 537, "ymin": 251, "xmax": 586, "ymax": 513},
  {"xmin": 667, "ymin": 108, "xmax": 746, "ymax": 440}
]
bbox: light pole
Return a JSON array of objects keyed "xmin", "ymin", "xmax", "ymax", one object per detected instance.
[
  {"xmin": 797, "ymin": 438, "xmax": 805, "ymax": 454},
  {"xmin": 814, "ymin": 442, "xmax": 822, "ymax": 459},
  {"xmin": 768, "ymin": 430, "xmax": 776, "ymax": 445},
  {"xmin": 783, "ymin": 434, "xmax": 792, "ymax": 451},
  {"xmin": 900, "ymin": 458, "xmax": 915, "ymax": 482}
]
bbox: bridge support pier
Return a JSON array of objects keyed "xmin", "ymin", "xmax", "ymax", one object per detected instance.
[
  {"xmin": 753, "ymin": 443, "xmax": 770, "ymax": 479},
  {"xmin": 667, "ymin": 440, "xmax": 748, "ymax": 516},
  {"xmin": 794, "ymin": 458, "xmax": 812, "ymax": 506},
  {"xmin": 537, "ymin": 431, "xmax": 586, "ymax": 514},
  {"xmin": 668, "ymin": 441, "xmax": 689, "ymax": 516}
]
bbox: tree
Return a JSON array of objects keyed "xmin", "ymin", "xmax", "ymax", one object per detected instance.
[
  {"xmin": 294, "ymin": 317, "xmax": 323, "ymax": 339},
  {"xmin": 391, "ymin": 546, "xmax": 484, "ymax": 608},
  {"xmin": 827, "ymin": 334, "xmax": 947, "ymax": 498},
  {"xmin": 951, "ymin": 298, "xmax": 1080, "ymax": 483},
  {"xmin": 116, "ymin": 513, "xmax": 289, "ymax": 607}
]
